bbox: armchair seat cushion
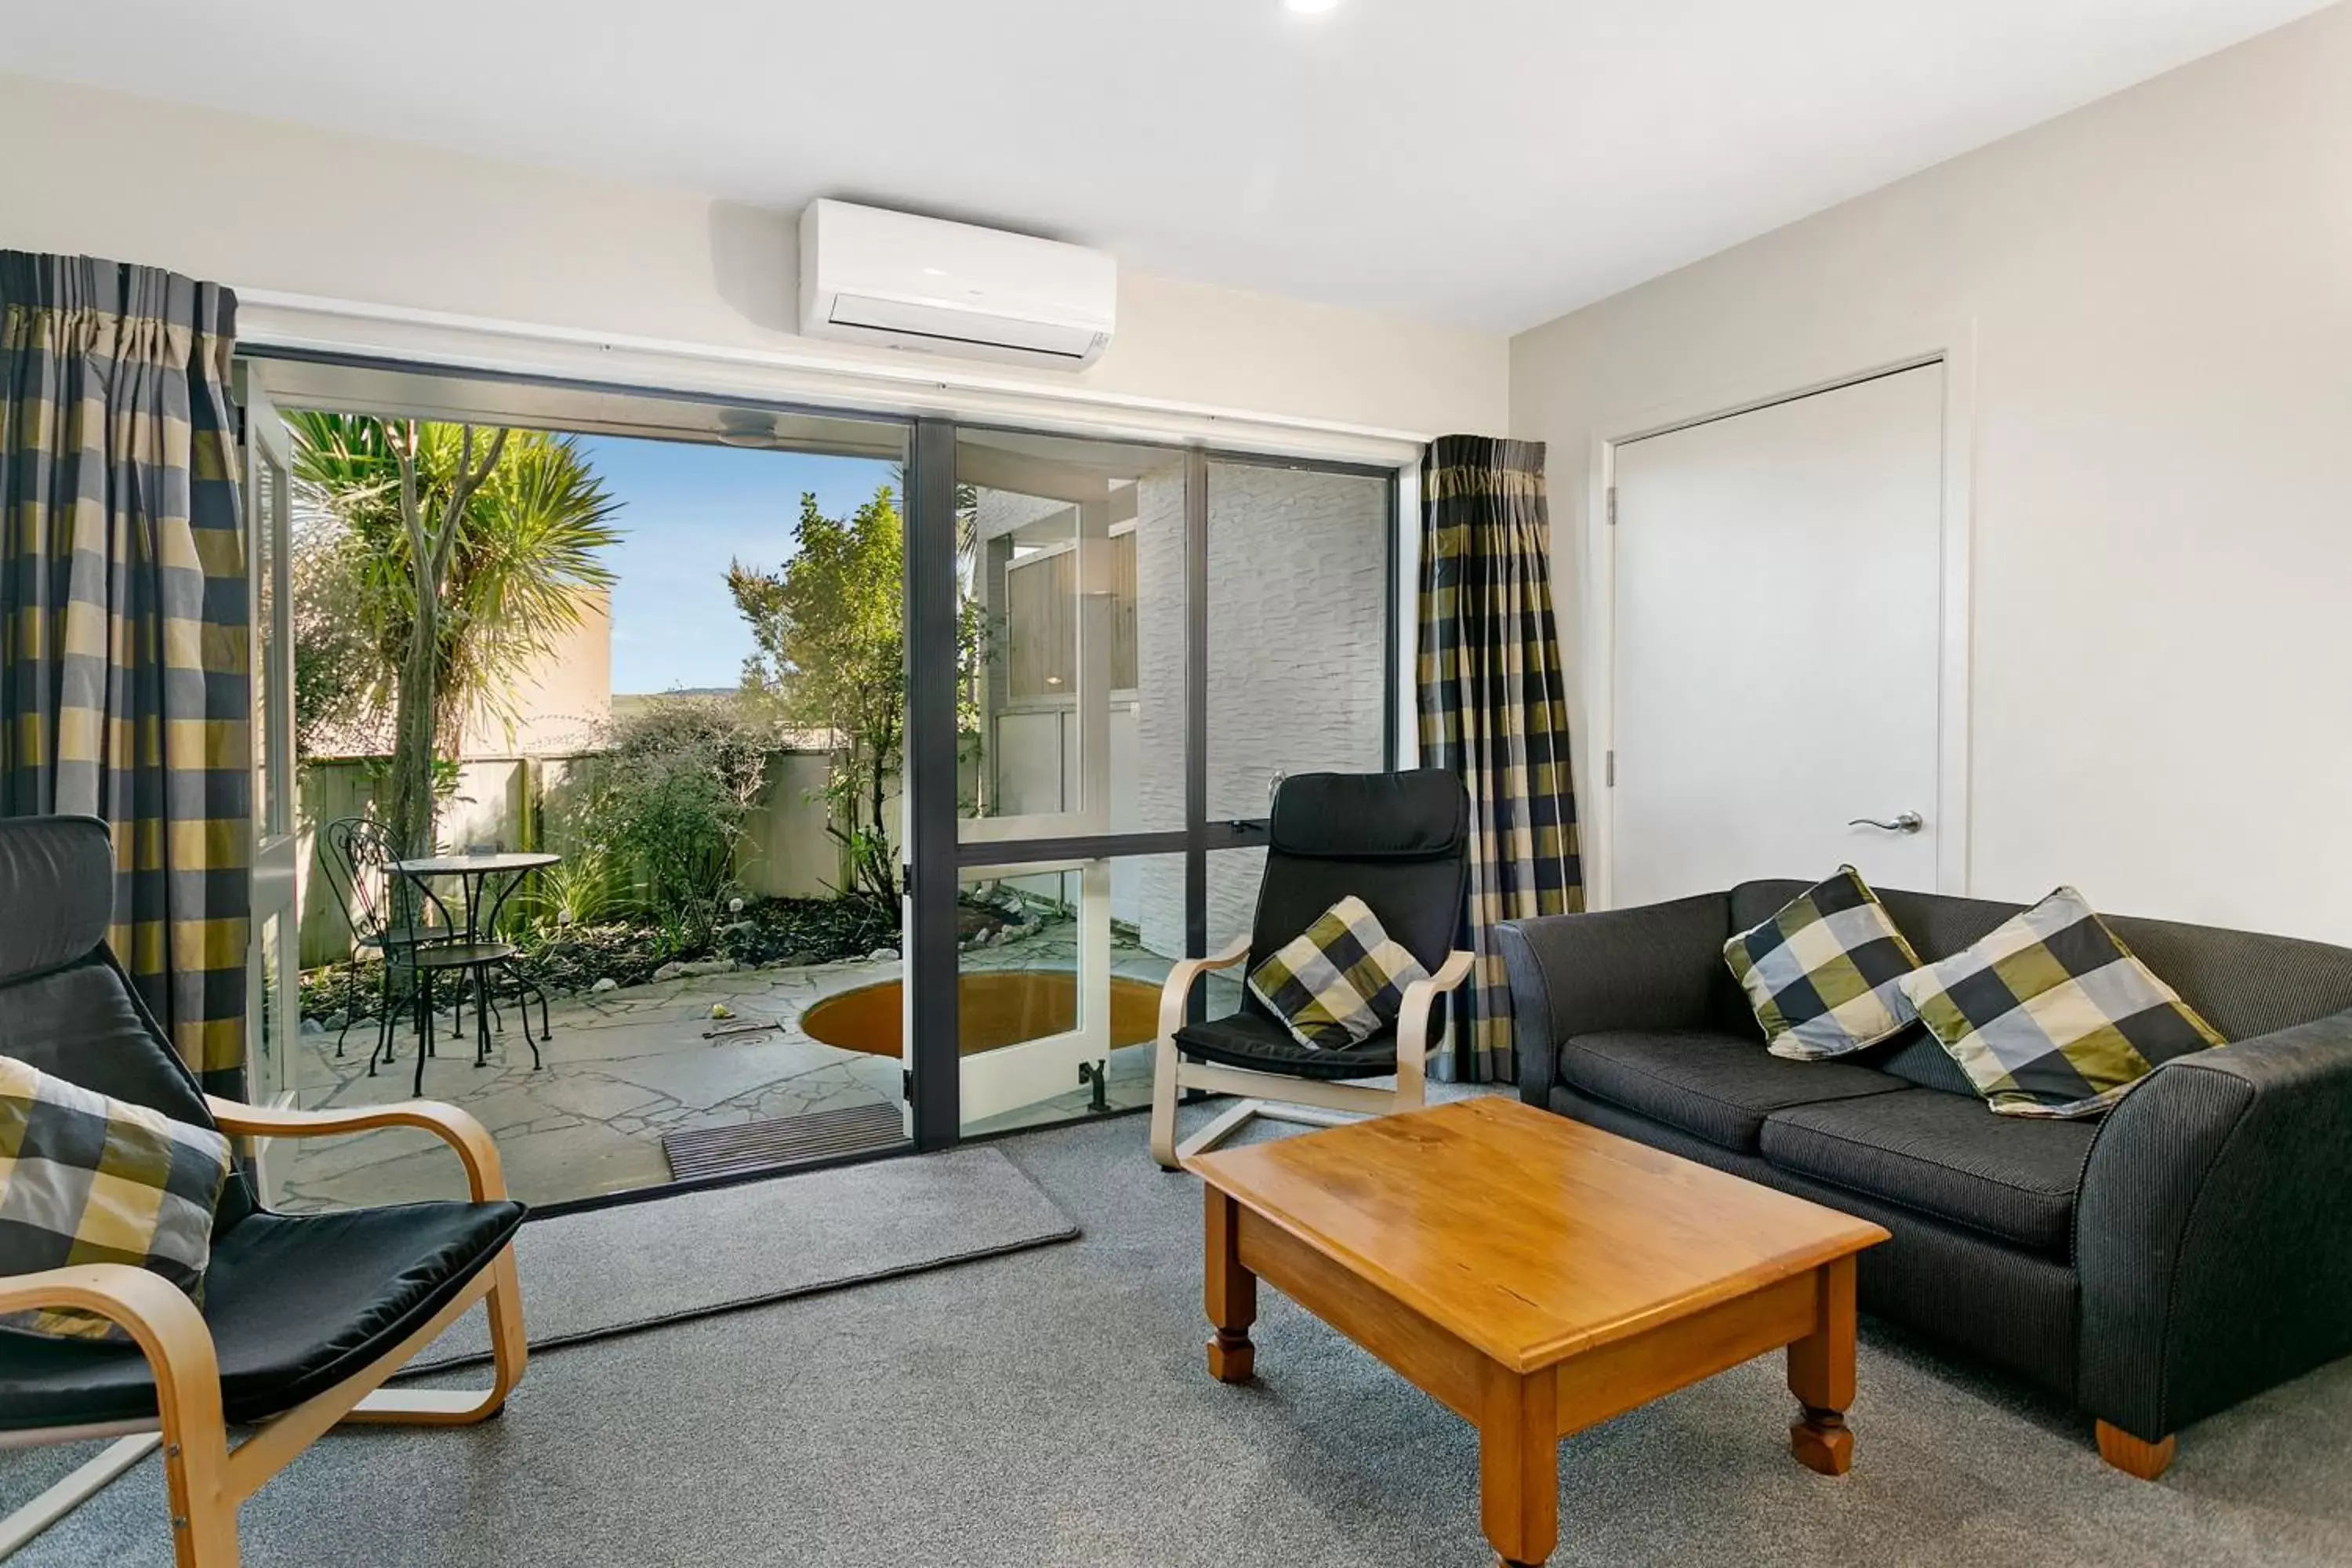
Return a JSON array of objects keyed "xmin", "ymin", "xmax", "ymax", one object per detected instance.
[
  {"xmin": 0, "ymin": 1198, "xmax": 523, "ymax": 1431},
  {"xmin": 1556, "ymin": 1029, "xmax": 1905, "ymax": 1152},
  {"xmin": 1176, "ymin": 1011, "xmax": 1399, "ymax": 1082},
  {"xmin": 1760, "ymin": 1090, "xmax": 2095, "ymax": 1254}
]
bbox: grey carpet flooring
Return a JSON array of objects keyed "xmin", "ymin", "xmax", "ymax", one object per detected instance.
[
  {"xmin": 405, "ymin": 1142, "xmax": 1077, "ymax": 1370},
  {"xmin": 6, "ymin": 1091, "xmax": 2351, "ymax": 1566}
]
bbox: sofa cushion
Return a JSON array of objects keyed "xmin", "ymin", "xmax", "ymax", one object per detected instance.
[
  {"xmin": 1897, "ymin": 887, "xmax": 2225, "ymax": 1119},
  {"xmin": 1759, "ymin": 1089, "xmax": 2096, "ymax": 1254},
  {"xmin": 0, "ymin": 1054, "xmax": 234, "ymax": 1341},
  {"xmin": 1247, "ymin": 895, "xmax": 1429, "ymax": 1051},
  {"xmin": 1724, "ymin": 866, "xmax": 1925, "ymax": 1060},
  {"xmin": 1555, "ymin": 1029, "xmax": 1905, "ymax": 1152},
  {"xmin": 1177, "ymin": 1011, "xmax": 1399, "ymax": 1083}
]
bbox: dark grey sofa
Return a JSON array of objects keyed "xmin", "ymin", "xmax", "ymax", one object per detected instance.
[{"xmin": 1495, "ymin": 880, "xmax": 2352, "ymax": 1478}]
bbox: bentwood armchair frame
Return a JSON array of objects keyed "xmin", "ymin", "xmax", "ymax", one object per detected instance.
[
  {"xmin": 0, "ymin": 815, "xmax": 530, "ymax": 1568},
  {"xmin": 0, "ymin": 1100, "xmax": 527, "ymax": 1567}
]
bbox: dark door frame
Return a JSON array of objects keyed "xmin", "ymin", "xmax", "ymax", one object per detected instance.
[{"xmin": 902, "ymin": 430, "xmax": 1399, "ymax": 1146}]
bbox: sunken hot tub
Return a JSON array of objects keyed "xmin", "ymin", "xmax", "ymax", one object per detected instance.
[{"xmin": 800, "ymin": 970, "xmax": 1164, "ymax": 1058}]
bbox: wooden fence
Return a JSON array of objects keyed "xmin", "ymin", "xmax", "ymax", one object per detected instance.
[{"xmin": 294, "ymin": 746, "xmax": 876, "ymax": 969}]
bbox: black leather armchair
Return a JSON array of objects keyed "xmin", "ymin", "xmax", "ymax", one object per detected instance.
[
  {"xmin": 0, "ymin": 816, "xmax": 529, "ymax": 1566},
  {"xmin": 1149, "ymin": 770, "xmax": 1475, "ymax": 1168}
]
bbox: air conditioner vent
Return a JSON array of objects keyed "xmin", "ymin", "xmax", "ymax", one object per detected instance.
[{"xmin": 800, "ymin": 201, "xmax": 1117, "ymax": 371}]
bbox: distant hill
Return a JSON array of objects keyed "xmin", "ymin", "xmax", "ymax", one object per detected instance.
[{"xmin": 610, "ymin": 688, "xmax": 740, "ymax": 718}]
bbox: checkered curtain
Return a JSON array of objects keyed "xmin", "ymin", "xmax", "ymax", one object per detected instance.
[
  {"xmin": 0, "ymin": 252, "xmax": 251, "ymax": 1096},
  {"xmin": 1417, "ymin": 435, "xmax": 1582, "ymax": 1083}
]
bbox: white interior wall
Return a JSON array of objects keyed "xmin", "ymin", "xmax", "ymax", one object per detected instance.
[
  {"xmin": 1512, "ymin": 2, "xmax": 2352, "ymax": 942},
  {"xmin": 0, "ymin": 74, "xmax": 1505, "ymax": 439}
]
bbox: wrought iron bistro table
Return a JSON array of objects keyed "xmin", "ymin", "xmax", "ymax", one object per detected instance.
[{"xmin": 388, "ymin": 851, "xmax": 559, "ymax": 1093}]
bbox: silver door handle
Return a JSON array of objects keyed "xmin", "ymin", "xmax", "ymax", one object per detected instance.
[{"xmin": 1849, "ymin": 812, "xmax": 1925, "ymax": 834}]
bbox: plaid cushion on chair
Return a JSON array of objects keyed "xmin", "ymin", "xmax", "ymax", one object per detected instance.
[
  {"xmin": 1725, "ymin": 866, "xmax": 1925, "ymax": 1060},
  {"xmin": 1896, "ymin": 887, "xmax": 2226, "ymax": 1119},
  {"xmin": 1248, "ymin": 896, "xmax": 1432, "ymax": 1051},
  {"xmin": 0, "ymin": 1054, "xmax": 232, "ymax": 1341}
]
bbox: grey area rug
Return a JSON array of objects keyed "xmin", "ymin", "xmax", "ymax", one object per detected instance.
[
  {"xmin": 408, "ymin": 1142, "xmax": 1077, "ymax": 1371},
  {"xmin": 9, "ymin": 1089, "xmax": 2352, "ymax": 1567}
]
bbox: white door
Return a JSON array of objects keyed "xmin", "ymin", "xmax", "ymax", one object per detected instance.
[
  {"xmin": 952, "ymin": 430, "xmax": 1134, "ymax": 1133},
  {"xmin": 1610, "ymin": 363, "xmax": 1945, "ymax": 907}
]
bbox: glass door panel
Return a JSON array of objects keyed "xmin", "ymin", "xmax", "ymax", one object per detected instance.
[
  {"xmin": 957, "ymin": 430, "xmax": 1185, "ymax": 841},
  {"xmin": 956, "ymin": 851, "xmax": 1186, "ymax": 1136}
]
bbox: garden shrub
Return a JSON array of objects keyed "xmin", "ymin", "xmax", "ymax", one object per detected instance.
[{"xmin": 580, "ymin": 697, "xmax": 773, "ymax": 940}]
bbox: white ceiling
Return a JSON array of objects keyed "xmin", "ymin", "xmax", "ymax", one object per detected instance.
[{"xmin": 4, "ymin": 0, "xmax": 2328, "ymax": 333}]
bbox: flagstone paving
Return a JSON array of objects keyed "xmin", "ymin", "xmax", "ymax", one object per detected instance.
[{"xmin": 275, "ymin": 924, "xmax": 1226, "ymax": 1211}]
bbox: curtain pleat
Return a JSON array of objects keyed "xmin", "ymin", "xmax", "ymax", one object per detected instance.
[
  {"xmin": 1417, "ymin": 434, "xmax": 1582, "ymax": 1083},
  {"xmin": 1, "ymin": 252, "xmax": 250, "ymax": 1095}
]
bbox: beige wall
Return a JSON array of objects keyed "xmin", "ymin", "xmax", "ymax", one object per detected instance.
[
  {"xmin": 1511, "ymin": 2, "xmax": 2352, "ymax": 942},
  {"xmin": 457, "ymin": 589, "xmax": 612, "ymax": 759},
  {"xmin": 0, "ymin": 74, "xmax": 1506, "ymax": 438}
]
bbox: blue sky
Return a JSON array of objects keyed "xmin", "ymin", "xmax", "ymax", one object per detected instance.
[{"xmin": 576, "ymin": 435, "xmax": 898, "ymax": 695}]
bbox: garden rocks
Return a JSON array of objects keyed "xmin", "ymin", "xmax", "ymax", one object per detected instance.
[
  {"xmin": 868, "ymin": 948, "xmax": 899, "ymax": 963},
  {"xmin": 590, "ymin": 977, "xmax": 619, "ymax": 993},
  {"xmin": 653, "ymin": 958, "xmax": 737, "ymax": 982}
]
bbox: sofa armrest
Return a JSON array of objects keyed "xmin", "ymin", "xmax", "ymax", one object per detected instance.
[
  {"xmin": 1494, "ymin": 891, "xmax": 1732, "ymax": 1106},
  {"xmin": 2075, "ymin": 1007, "xmax": 2352, "ymax": 1441}
]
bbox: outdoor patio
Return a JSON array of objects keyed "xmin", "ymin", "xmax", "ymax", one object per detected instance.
[{"xmin": 277, "ymin": 923, "xmax": 1232, "ymax": 1210}]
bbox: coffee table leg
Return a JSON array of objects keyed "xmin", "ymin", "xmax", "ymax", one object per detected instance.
[
  {"xmin": 1788, "ymin": 1254, "xmax": 1857, "ymax": 1475},
  {"xmin": 1479, "ymin": 1363, "xmax": 1559, "ymax": 1566},
  {"xmin": 1204, "ymin": 1188, "xmax": 1256, "ymax": 1383}
]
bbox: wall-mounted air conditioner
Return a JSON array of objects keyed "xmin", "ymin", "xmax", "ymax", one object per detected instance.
[{"xmin": 797, "ymin": 199, "xmax": 1117, "ymax": 371}]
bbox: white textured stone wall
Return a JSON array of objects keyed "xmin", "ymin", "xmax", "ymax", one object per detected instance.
[
  {"xmin": 1135, "ymin": 463, "xmax": 1389, "ymax": 957},
  {"xmin": 969, "ymin": 462, "xmax": 1388, "ymax": 957}
]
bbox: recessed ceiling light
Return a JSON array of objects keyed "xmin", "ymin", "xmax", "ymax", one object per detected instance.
[{"xmin": 1283, "ymin": 0, "xmax": 1341, "ymax": 14}]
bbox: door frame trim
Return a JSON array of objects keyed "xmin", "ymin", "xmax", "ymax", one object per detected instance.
[{"xmin": 1583, "ymin": 324, "xmax": 1977, "ymax": 908}]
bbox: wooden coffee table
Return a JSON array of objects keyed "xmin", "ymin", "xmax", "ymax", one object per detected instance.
[{"xmin": 1185, "ymin": 1097, "xmax": 1889, "ymax": 1566}]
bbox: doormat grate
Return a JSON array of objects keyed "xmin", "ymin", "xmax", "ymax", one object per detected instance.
[{"xmin": 662, "ymin": 1101, "xmax": 906, "ymax": 1181}]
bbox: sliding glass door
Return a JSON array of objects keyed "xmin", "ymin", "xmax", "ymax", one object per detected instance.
[
  {"xmin": 238, "ymin": 348, "xmax": 1403, "ymax": 1192},
  {"xmin": 900, "ymin": 426, "xmax": 1399, "ymax": 1143}
]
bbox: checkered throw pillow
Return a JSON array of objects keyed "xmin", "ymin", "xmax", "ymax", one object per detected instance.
[
  {"xmin": 1896, "ymin": 887, "xmax": 2225, "ymax": 1119},
  {"xmin": 0, "ymin": 1054, "xmax": 233, "ymax": 1341},
  {"xmin": 1248, "ymin": 896, "xmax": 1432, "ymax": 1051},
  {"xmin": 1725, "ymin": 867, "xmax": 1926, "ymax": 1060}
]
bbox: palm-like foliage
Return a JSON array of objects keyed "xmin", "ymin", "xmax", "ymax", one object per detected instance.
[
  {"xmin": 289, "ymin": 412, "xmax": 622, "ymax": 745},
  {"xmin": 289, "ymin": 411, "xmax": 621, "ymax": 850}
]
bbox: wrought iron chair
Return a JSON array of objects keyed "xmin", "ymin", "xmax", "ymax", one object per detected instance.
[
  {"xmin": 318, "ymin": 818, "xmax": 548, "ymax": 1092},
  {"xmin": 1148, "ymin": 769, "xmax": 1478, "ymax": 1168},
  {"xmin": 316, "ymin": 815, "xmax": 451, "ymax": 1058},
  {"xmin": 0, "ymin": 815, "xmax": 528, "ymax": 1566}
]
